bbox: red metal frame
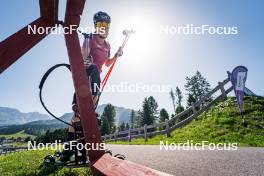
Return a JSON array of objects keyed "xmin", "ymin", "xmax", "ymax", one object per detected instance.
[
  {"xmin": 0, "ymin": 0, "xmax": 169, "ymax": 175},
  {"xmin": 92, "ymin": 154, "xmax": 170, "ymax": 176},
  {"xmin": 0, "ymin": 0, "xmax": 58, "ymax": 73},
  {"xmin": 64, "ymin": 0, "xmax": 105, "ymax": 161}
]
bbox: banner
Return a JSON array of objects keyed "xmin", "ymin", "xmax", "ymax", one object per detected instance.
[{"xmin": 228, "ymin": 66, "xmax": 248, "ymax": 113}]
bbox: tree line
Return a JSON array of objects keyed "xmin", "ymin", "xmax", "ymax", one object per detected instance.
[
  {"xmin": 33, "ymin": 70, "xmax": 212, "ymax": 140},
  {"xmin": 101, "ymin": 70, "xmax": 211, "ymax": 135}
]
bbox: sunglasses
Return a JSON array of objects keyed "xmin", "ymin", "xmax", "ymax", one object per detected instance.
[{"xmin": 95, "ymin": 21, "xmax": 110, "ymax": 29}]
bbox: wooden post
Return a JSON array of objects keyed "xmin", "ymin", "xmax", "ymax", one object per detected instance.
[
  {"xmin": 0, "ymin": 19, "xmax": 50, "ymax": 74},
  {"xmin": 218, "ymin": 81, "xmax": 227, "ymax": 99},
  {"xmin": 144, "ymin": 124, "xmax": 148, "ymax": 142},
  {"xmin": 64, "ymin": 0, "xmax": 105, "ymax": 163},
  {"xmin": 128, "ymin": 128, "xmax": 132, "ymax": 142},
  {"xmin": 92, "ymin": 154, "xmax": 171, "ymax": 175},
  {"xmin": 165, "ymin": 119, "xmax": 171, "ymax": 137},
  {"xmin": 114, "ymin": 132, "xmax": 118, "ymax": 142},
  {"xmin": 191, "ymin": 102, "xmax": 197, "ymax": 115}
]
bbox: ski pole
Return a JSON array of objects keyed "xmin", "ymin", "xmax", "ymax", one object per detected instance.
[{"xmin": 95, "ymin": 29, "xmax": 135, "ymax": 108}]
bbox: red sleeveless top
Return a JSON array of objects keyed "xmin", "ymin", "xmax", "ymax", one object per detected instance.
[{"xmin": 81, "ymin": 35, "xmax": 110, "ymax": 73}]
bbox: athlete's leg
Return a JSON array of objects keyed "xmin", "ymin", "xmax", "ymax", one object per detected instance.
[{"xmin": 86, "ymin": 64, "xmax": 101, "ymax": 107}]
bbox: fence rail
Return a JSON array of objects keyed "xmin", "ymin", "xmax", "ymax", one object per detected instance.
[
  {"xmin": 0, "ymin": 146, "xmax": 28, "ymax": 155},
  {"xmin": 103, "ymin": 77, "xmax": 233, "ymax": 142}
]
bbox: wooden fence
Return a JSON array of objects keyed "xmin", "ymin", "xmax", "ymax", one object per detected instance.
[
  {"xmin": 103, "ymin": 77, "xmax": 233, "ymax": 142},
  {"xmin": 0, "ymin": 146, "xmax": 28, "ymax": 156}
]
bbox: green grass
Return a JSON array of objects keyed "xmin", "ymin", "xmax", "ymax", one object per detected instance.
[
  {"xmin": 0, "ymin": 131, "xmax": 35, "ymax": 148},
  {"xmin": 0, "ymin": 149, "xmax": 92, "ymax": 176},
  {"xmin": 0, "ymin": 96, "xmax": 262, "ymax": 175},
  {"xmin": 109, "ymin": 96, "xmax": 264, "ymax": 146},
  {"xmin": 0, "ymin": 130, "xmax": 35, "ymax": 139},
  {"xmin": 7, "ymin": 142, "xmax": 28, "ymax": 147}
]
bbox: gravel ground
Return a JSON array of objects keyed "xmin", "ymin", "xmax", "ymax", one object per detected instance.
[{"xmin": 106, "ymin": 144, "xmax": 264, "ymax": 176}]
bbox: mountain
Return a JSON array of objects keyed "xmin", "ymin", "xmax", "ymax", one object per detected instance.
[
  {"xmin": 27, "ymin": 113, "xmax": 73, "ymax": 126},
  {"xmin": 0, "ymin": 105, "xmax": 133, "ymax": 135},
  {"xmin": 97, "ymin": 104, "xmax": 133, "ymax": 125},
  {"xmin": 0, "ymin": 107, "xmax": 52, "ymax": 126},
  {"xmin": 27, "ymin": 104, "xmax": 132, "ymax": 126}
]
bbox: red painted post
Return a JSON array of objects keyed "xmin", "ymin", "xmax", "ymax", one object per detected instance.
[
  {"xmin": 39, "ymin": 0, "xmax": 59, "ymax": 24},
  {"xmin": 92, "ymin": 154, "xmax": 171, "ymax": 176},
  {"xmin": 64, "ymin": 0, "xmax": 105, "ymax": 162},
  {"xmin": 0, "ymin": 18, "xmax": 54, "ymax": 73},
  {"xmin": 0, "ymin": 0, "xmax": 59, "ymax": 74},
  {"xmin": 0, "ymin": 1, "xmax": 172, "ymax": 174}
]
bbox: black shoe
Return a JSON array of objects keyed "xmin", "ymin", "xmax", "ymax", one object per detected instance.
[{"xmin": 59, "ymin": 144, "xmax": 75, "ymax": 162}]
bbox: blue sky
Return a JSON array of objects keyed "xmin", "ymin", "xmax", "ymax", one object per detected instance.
[{"xmin": 0, "ymin": 0, "xmax": 263, "ymax": 116}]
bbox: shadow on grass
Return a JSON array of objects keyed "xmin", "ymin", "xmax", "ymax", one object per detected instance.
[
  {"xmin": 37, "ymin": 163, "xmax": 92, "ymax": 176},
  {"xmin": 38, "ymin": 163, "xmax": 63, "ymax": 176}
]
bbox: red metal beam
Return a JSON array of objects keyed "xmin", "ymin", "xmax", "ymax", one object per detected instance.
[
  {"xmin": 0, "ymin": 0, "xmax": 171, "ymax": 174},
  {"xmin": 39, "ymin": 0, "xmax": 59, "ymax": 24},
  {"xmin": 64, "ymin": 1, "xmax": 171, "ymax": 175},
  {"xmin": 0, "ymin": 0, "xmax": 58, "ymax": 74},
  {"xmin": 64, "ymin": 0, "xmax": 105, "ymax": 162},
  {"xmin": 92, "ymin": 154, "xmax": 171, "ymax": 176},
  {"xmin": 0, "ymin": 18, "xmax": 53, "ymax": 73}
]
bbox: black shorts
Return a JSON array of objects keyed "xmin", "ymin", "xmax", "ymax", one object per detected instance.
[{"xmin": 72, "ymin": 64, "xmax": 101, "ymax": 104}]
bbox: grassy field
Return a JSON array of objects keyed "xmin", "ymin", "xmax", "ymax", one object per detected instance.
[
  {"xmin": 0, "ymin": 149, "xmax": 92, "ymax": 176},
  {"xmin": 0, "ymin": 130, "xmax": 35, "ymax": 139},
  {"xmin": 0, "ymin": 131, "xmax": 35, "ymax": 147},
  {"xmin": 109, "ymin": 96, "xmax": 264, "ymax": 146}
]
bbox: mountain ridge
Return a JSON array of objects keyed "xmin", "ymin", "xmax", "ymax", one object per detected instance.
[
  {"xmin": 0, "ymin": 107, "xmax": 52, "ymax": 126},
  {"xmin": 0, "ymin": 104, "xmax": 132, "ymax": 127}
]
